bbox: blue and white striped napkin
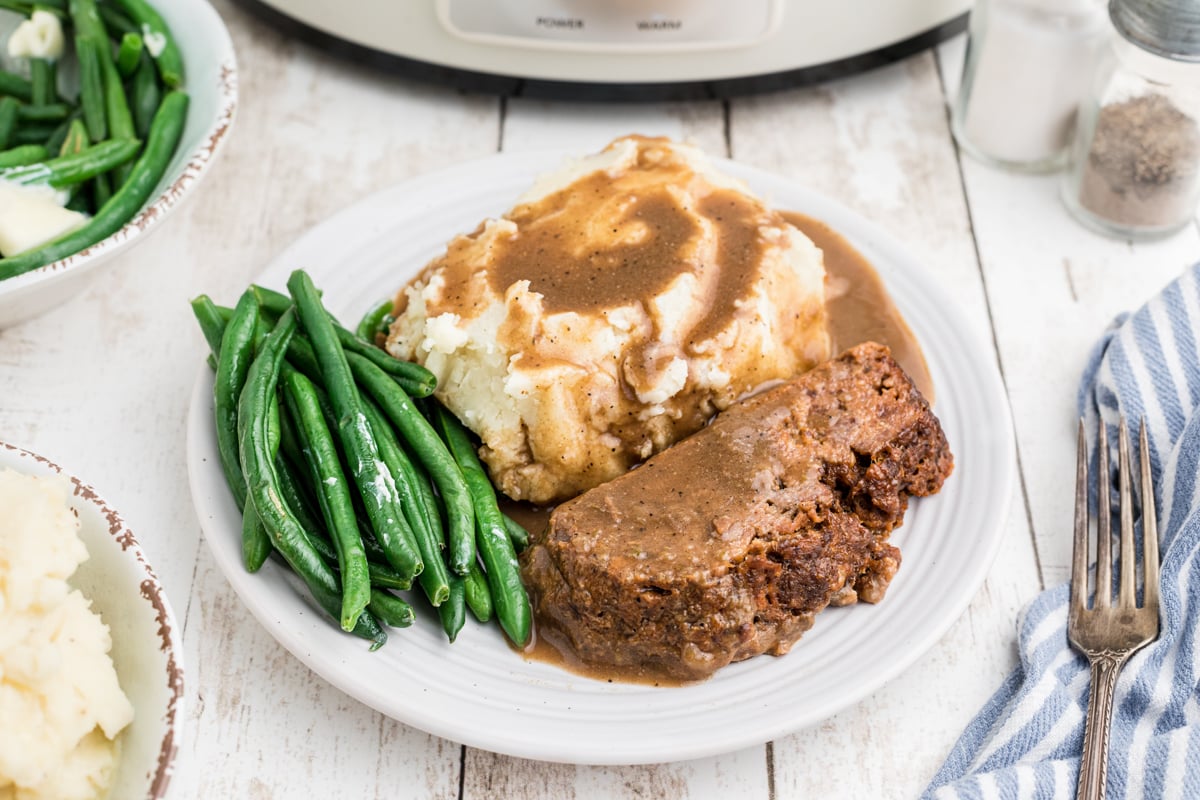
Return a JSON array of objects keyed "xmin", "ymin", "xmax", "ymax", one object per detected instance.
[{"xmin": 924, "ymin": 264, "xmax": 1200, "ymax": 799}]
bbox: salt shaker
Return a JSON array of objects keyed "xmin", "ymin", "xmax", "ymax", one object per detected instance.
[
  {"xmin": 1062, "ymin": 0, "xmax": 1200, "ymax": 239},
  {"xmin": 953, "ymin": 0, "xmax": 1108, "ymax": 172}
]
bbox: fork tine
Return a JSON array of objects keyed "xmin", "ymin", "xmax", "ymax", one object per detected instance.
[
  {"xmin": 1096, "ymin": 420, "xmax": 1112, "ymax": 609},
  {"xmin": 1072, "ymin": 419, "xmax": 1090, "ymax": 611},
  {"xmin": 1119, "ymin": 417, "xmax": 1136, "ymax": 609},
  {"xmin": 1140, "ymin": 419, "xmax": 1160, "ymax": 612}
]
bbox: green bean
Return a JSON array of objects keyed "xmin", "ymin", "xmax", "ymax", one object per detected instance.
[
  {"xmin": 274, "ymin": 371, "xmax": 401, "ymax": 573},
  {"xmin": 0, "ymin": 144, "xmax": 47, "ymax": 167},
  {"xmin": 91, "ymin": 171, "xmax": 111, "ymax": 209},
  {"xmin": 190, "ymin": 291, "xmax": 269, "ymax": 571},
  {"xmin": 116, "ymin": 32, "xmax": 143, "ymax": 78},
  {"xmin": 74, "ymin": 36, "xmax": 106, "ymax": 142},
  {"xmin": 131, "ymin": 52, "xmax": 159, "ymax": 139},
  {"xmin": 407, "ymin": 448, "xmax": 445, "ymax": 553},
  {"xmin": 67, "ymin": 0, "xmax": 106, "ymax": 52},
  {"xmin": 42, "ymin": 115, "xmax": 75, "ymax": 158},
  {"xmin": 369, "ymin": 589, "xmax": 415, "ymax": 628},
  {"xmin": 3, "ymin": 0, "xmax": 65, "ymax": 15},
  {"xmin": 431, "ymin": 402, "xmax": 530, "ymax": 646},
  {"xmin": 366, "ymin": 563, "xmax": 412, "ymax": 592},
  {"xmin": 240, "ymin": 501, "xmax": 270, "ymax": 573},
  {"xmin": 11, "ymin": 124, "xmax": 54, "ymax": 145},
  {"xmin": 283, "ymin": 369, "xmax": 372, "ymax": 632},
  {"xmin": 189, "ymin": 294, "xmax": 226, "ymax": 356},
  {"xmin": 0, "ymin": 90, "xmax": 187, "ymax": 280},
  {"xmin": 278, "ymin": 450, "xmax": 407, "ymax": 589},
  {"xmin": 216, "ymin": 291, "xmax": 270, "ymax": 571},
  {"xmin": 438, "ymin": 576, "xmax": 466, "ymax": 642},
  {"xmin": 29, "ymin": 59, "xmax": 55, "ymax": 106},
  {"xmin": 0, "ymin": 98, "xmax": 18, "ymax": 149},
  {"xmin": 362, "ymin": 396, "xmax": 449, "ymax": 606},
  {"xmin": 238, "ymin": 309, "xmax": 385, "ymax": 649},
  {"xmin": 347, "ymin": 352, "xmax": 476, "ymax": 576},
  {"xmin": 0, "ymin": 70, "xmax": 33, "ymax": 102},
  {"xmin": 501, "ymin": 512, "xmax": 530, "ymax": 553},
  {"xmin": 463, "ymin": 561, "xmax": 493, "ymax": 623},
  {"xmin": 111, "ymin": 0, "xmax": 183, "ymax": 89},
  {"xmin": 58, "ymin": 118, "xmax": 88, "ymax": 157},
  {"xmin": 253, "ymin": 285, "xmax": 437, "ymax": 397},
  {"xmin": 101, "ymin": 56, "xmax": 135, "ymax": 184},
  {"xmin": 25, "ymin": 1, "xmax": 66, "ymax": 15},
  {"xmin": 2, "ymin": 138, "xmax": 141, "ymax": 188},
  {"xmin": 98, "ymin": 3, "xmax": 136, "ymax": 36},
  {"xmin": 286, "ymin": 270, "xmax": 424, "ymax": 581},
  {"xmin": 356, "ymin": 299, "xmax": 394, "ymax": 343},
  {"xmin": 71, "ymin": 0, "xmax": 135, "ymax": 182},
  {"xmin": 16, "ymin": 103, "xmax": 69, "ymax": 122}
]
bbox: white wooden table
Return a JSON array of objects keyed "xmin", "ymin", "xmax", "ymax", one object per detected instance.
[{"xmin": 4, "ymin": 4, "xmax": 1198, "ymax": 797}]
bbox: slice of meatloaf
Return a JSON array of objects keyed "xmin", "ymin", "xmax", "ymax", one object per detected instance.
[{"xmin": 520, "ymin": 342, "xmax": 953, "ymax": 682}]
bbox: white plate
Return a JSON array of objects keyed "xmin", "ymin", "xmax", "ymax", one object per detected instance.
[{"xmin": 186, "ymin": 151, "xmax": 1015, "ymax": 765}]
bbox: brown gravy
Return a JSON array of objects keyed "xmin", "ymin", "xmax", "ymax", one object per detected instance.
[
  {"xmin": 513, "ymin": 213, "xmax": 934, "ymax": 684},
  {"xmin": 504, "ymin": 500, "xmax": 689, "ymax": 685},
  {"xmin": 780, "ymin": 212, "xmax": 934, "ymax": 403}
]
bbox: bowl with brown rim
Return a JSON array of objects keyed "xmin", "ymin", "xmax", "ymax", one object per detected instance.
[
  {"xmin": 0, "ymin": 0, "xmax": 237, "ymax": 326},
  {"xmin": 0, "ymin": 441, "xmax": 185, "ymax": 798}
]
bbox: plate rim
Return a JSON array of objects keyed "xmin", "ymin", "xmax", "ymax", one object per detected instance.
[{"xmin": 186, "ymin": 148, "xmax": 1016, "ymax": 764}]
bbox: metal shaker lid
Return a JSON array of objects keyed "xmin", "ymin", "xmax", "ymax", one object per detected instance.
[{"xmin": 1110, "ymin": 0, "xmax": 1200, "ymax": 61}]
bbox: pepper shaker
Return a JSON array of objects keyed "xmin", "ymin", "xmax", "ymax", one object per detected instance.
[
  {"xmin": 1062, "ymin": 0, "xmax": 1200, "ymax": 238},
  {"xmin": 953, "ymin": 0, "xmax": 1107, "ymax": 172}
]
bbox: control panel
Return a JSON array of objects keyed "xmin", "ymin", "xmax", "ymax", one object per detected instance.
[{"xmin": 438, "ymin": 0, "xmax": 782, "ymax": 51}]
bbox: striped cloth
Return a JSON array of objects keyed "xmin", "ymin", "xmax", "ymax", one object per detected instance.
[{"xmin": 924, "ymin": 264, "xmax": 1200, "ymax": 799}]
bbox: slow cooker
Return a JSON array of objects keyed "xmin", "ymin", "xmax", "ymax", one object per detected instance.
[{"xmin": 234, "ymin": 0, "xmax": 971, "ymax": 100}]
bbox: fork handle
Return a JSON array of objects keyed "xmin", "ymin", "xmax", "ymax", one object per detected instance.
[{"xmin": 1076, "ymin": 652, "xmax": 1124, "ymax": 800}]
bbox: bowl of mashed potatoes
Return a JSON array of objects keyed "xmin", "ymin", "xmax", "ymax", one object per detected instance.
[{"xmin": 0, "ymin": 442, "xmax": 183, "ymax": 800}]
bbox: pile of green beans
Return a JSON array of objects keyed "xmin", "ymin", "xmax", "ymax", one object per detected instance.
[
  {"xmin": 190, "ymin": 269, "xmax": 533, "ymax": 649},
  {"xmin": 0, "ymin": 0, "xmax": 187, "ymax": 280}
]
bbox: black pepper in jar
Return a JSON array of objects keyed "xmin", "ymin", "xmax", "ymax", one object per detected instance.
[
  {"xmin": 1061, "ymin": 0, "xmax": 1200, "ymax": 240},
  {"xmin": 1077, "ymin": 94, "xmax": 1200, "ymax": 228}
]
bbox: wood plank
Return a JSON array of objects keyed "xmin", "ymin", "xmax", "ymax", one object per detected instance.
[
  {"xmin": 938, "ymin": 35, "xmax": 1200, "ymax": 586},
  {"xmin": 501, "ymin": 98, "xmax": 727, "ymax": 156},
  {"xmin": 463, "ymin": 745, "xmax": 770, "ymax": 800},
  {"xmin": 731, "ymin": 51, "xmax": 1044, "ymax": 797}
]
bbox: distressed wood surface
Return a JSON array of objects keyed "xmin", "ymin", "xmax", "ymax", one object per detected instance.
[{"xmin": 1, "ymin": 5, "xmax": 1196, "ymax": 798}]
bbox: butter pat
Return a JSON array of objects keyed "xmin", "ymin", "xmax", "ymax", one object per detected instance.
[
  {"xmin": 0, "ymin": 182, "xmax": 87, "ymax": 258},
  {"xmin": 6, "ymin": 10, "xmax": 65, "ymax": 60},
  {"xmin": 0, "ymin": 470, "xmax": 133, "ymax": 800}
]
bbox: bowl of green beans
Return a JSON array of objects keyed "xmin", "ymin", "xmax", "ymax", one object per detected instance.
[{"xmin": 0, "ymin": 0, "xmax": 236, "ymax": 326}]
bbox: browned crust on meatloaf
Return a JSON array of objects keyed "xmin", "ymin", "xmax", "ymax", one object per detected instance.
[{"xmin": 520, "ymin": 342, "xmax": 953, "ymax": 681}]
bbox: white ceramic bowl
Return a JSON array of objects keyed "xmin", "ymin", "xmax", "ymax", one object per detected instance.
[
  {"xmin": 0, "ymin": 1, "xmax": 237, "ymax": 326},
  {"xmin": 0, "ymin": 442, "xmax": 184, "ymax": 798}
]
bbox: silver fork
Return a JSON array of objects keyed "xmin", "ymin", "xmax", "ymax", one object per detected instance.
[{"xmin": 1069, "ymin": 417, "xmax": 1161, "ymax": 800}]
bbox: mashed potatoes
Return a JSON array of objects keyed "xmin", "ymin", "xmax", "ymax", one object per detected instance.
[
  {"xmin": 387, "ymin": 136, "xmax": 830, "ymax": 504},
  {"xmin": 0, "ymin": 470, "xmax": 133, "ymax": 800}
]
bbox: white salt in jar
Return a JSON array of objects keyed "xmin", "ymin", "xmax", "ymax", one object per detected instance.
[{"xmin": 953, "ymin": 0, "xmax": 1108, "ymax": 172}]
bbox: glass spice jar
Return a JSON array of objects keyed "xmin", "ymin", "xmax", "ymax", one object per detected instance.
[
  {"xmin": 953, "ymin": 0, "xmax": 1107, "ymax": 172},
  {"xmin": 1062, "ymin": 0, "xmax": 1200, "ymax": 239}
]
